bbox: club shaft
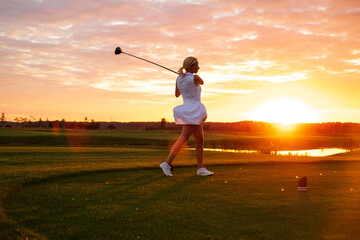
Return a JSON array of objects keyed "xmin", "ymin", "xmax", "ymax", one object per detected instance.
[{"xmin": 122, "ymin": 52, "xmax": 178, "ymax": 75}]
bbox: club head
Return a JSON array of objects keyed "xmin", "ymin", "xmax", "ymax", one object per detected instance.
[{"xmin": 115, "ymin": 47, "xmax": 122, "ymax": 55}]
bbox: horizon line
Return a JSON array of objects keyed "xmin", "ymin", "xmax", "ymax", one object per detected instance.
[{"xmin": 3, "ymin": 120, "xmax": 360, "ymax": 125}]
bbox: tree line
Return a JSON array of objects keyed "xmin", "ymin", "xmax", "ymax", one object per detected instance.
[
  {"xmin": 0, "ymin": 114, "xmax": 101, "ymax": 130},
  {"xmin": 1, "ymin": 113, "xmax": 360, "ymax": 134}
]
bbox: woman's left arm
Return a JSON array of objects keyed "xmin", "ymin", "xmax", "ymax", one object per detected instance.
[{"xmin": 194, "ymin": 75, "xmax": 204, "ymax": 85}]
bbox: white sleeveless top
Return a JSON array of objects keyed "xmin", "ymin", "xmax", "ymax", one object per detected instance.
[{"xmin": 173, "ymin": 73, "xmax": 207, "ymax": 125}]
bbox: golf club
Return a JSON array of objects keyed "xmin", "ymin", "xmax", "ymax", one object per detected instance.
[{"xmin": 115, "ymin": 47, "xmax": 178, "ymax": 75}]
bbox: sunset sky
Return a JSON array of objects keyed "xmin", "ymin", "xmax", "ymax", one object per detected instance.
[{"xmin": 1, "ymin": 0, "xmax": 359, "ymax": 124}]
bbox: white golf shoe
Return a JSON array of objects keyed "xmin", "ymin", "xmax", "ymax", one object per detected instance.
[
  {"xmin": 197, "ymin": 168, "xmax": 214, "ymax": 176},
  {"xmin": 160, "ymin": 162, "xmax": 173, "ymax": 176}
]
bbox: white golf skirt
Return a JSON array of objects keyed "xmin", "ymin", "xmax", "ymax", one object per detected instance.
[{"xmin": 173, "ymin": 101, "xmax": 207, "ymax": 125}]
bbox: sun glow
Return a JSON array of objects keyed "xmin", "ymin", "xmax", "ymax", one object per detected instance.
[{"xmin": 247, "ymin": 97, "xmax": 320, "ymax": 125}]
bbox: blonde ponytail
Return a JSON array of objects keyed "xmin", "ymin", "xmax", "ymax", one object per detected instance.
[
  {"xmin": 178, "ymin": 56, "xmax": 198, "ymax": 77},
  {"xmin": 178, "ymin": 67, "xmax": 185, "ymax": 76}
]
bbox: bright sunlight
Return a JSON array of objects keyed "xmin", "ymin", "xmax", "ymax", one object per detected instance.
[{"xmin": 247, "ymin": 97, "xmax": 320, "ymax": 125}]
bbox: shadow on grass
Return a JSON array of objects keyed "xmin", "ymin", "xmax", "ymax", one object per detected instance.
[{"xmin": 137, "ymin": 174, "xmax": 206, "ymax": 207}]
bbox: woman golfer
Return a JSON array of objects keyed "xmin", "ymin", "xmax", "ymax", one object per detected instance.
[{"xmin": 160, "ymin": 56, "xmax": 214, "ymax": 177}]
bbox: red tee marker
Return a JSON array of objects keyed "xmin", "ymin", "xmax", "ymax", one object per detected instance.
[{"xmin": 297, "ymin": 177, "xmax": 308, "ymax": 191}]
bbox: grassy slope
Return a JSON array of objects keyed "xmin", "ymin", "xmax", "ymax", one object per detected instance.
[{"xmin": 1, "ymin": 128, "xmax": 360, "ymax": 239}]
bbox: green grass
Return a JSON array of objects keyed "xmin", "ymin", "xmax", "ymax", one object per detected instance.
[
  {"xmin": 1, "ymin": 128, "xmax": 360, "ymax": 239},
  {"xmin": 1, "ymin": 128, "xmax": 360, "ymax": 150},
  {"xmin": 3, "ymin": 160, "xmax": 360, "ymax": 239}
]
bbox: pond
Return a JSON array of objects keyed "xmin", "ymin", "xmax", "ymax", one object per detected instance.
[
  {"xmin": 271, "ymin": 148, "xmax": 355, "ymax": 157},
  {"xmin": 189, "ymin": 148, "xmax": 358, "ymax": 157}
]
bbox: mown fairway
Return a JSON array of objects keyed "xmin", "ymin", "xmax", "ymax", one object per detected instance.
[{"xmin": 1, "ymin": 128, "xmax": 360, "ymax": 239}]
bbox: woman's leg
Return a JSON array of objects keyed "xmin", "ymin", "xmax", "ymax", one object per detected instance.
[
  {"xmin": 166, "ymin": 125, "xmax": 195, "ymax": 165},
  {"xmin": 192, "ymin": 124, "xmax": 204, "ymax": 169}
]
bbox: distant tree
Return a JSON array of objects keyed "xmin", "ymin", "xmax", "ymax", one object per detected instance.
[
  {"xmin": 87, "ymin": 121, "xmax": 100, "ymax": 130},
  {"xmin": 14, "ymin": 117, "xmax": 21, "ymax": 127},
  {"xmin": 28, "ymin": 115, "xmax": 36, "ymax": 127},
  {"xmin": 46, "ymin": 118, "xmax": 51, "ymax": 128},
  {"xmin": 1, "ymin": 113, "xmax": 5, "ymax": 124},
  {"xmin": 60, "ymin": 119, "xmax": 66, "ymax": 129},
  {"xmin": 160, "ymin": 118, "xmax": 167, "ymax": 129},
  {"xmin": 107, "ymin": 123, "xmax": 116, "ymax": 130},
  {"xmin": 38, "ymin": 118, "xmax": 45, "ymax": 128},
  {"xmin": 21, "ymin": 117, "xmax": 27, "ymax": 124},
  {"xmin": 14, "ymin": 117, "xmax": 28, "ymax": 127}
]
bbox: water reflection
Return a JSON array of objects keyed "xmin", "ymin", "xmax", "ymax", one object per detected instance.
[
  {"xmin": 272, "ymin": 148, "xmax": 350, "ymax": 157},
  {"xmin": 189, "ymin": 147, "xmax": 358, "ymax": 157},
  {"xmin": 201, "ymin": 148, "xmax": 258, "ymax": 154}
]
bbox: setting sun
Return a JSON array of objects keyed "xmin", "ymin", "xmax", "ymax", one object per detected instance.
[{"xmin": 247, "ymin": 97, "xmax": 320, "ymax": 125}]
